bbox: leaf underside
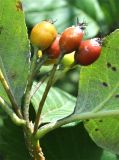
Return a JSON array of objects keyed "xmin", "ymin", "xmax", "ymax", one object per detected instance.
[{"xmin": 31, "ymin": 82, "xmax": 76, "ymax": 123}]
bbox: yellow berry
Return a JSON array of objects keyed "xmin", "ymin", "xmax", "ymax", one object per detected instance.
[
  {"xmin": 30, "ymin": 21, "xmax": 57, "ymax": 50},
  {"xmin": 37, "ymin": 50, "xmax": 42, "ymax": 58}
]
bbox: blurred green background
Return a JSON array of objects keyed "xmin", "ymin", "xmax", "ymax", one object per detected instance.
[{"xmin": 22, "ymin": 0, "xmax": 119, "ymax": 96}]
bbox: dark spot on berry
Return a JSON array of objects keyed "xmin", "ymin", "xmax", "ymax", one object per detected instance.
[
  {"xmin": 111, "ymin": 66, "xmax": 117, "ymax": 72},
  {"xmin": 102, "ymin": 82, "xmax": 108, "ymax": 87},
  {"xmin": 107, "ymin": 62, "xmax": 111, "ymax": 68},
  {"xmin": 99, "ymin": 119, "xmax": 103, "ymax": 122},
  {"xmin": 95, "ymin": 128, "xmax": 99, "ymax": 131},
  {"xmin": 16, "ymin": 1, "xmax": 23, "ymax": 11},
  {"xmin": 0, "ymin": 26, "xmax": 3, "ymax": 34},
  {"xmin": 115, "ymin": 94, "xmax": 119, "ymax": 98}
]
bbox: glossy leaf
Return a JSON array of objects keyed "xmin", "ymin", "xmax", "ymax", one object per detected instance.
[
  {"xmin": 31, "ymin": 82, "xmax": 76, "ymax": 123},
  {"xmin": 75, "ymin": 30, "xmax": 119, "ymax": 154},
  {"xmin": 0, "ymin": 0, "xmax": 30, "ymax": 105}
]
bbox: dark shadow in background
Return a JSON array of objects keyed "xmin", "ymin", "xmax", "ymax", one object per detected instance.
[{"xmin": 41, "ymin": 123, "xmax": 104, "ymax": 160}]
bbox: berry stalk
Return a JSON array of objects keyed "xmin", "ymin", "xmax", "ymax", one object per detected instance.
[{"xmin": 34, "ymin": 52, "xmax": 65, "ymax": 134}]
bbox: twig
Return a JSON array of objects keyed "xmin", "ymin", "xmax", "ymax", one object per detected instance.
[
  {"xmin": 23, "ymin": 48, "xmax": 47, "ymax": 125},
  {"xmin": 22, "ymin": 48, "xmax": 38, "ymax": 123},
  {"xmin": 0, "ymin": 68, "xmax": 22, "ymax": 118},
  {"xmin": 35, "ymin": 109, "xmax": 119, "ymax": 139},
  {"xmin": 0, "ymin": 96, "xmax": 26, "ymax": 126},
  {"xmin": 34, "ymin": 53, "xmax": 64, "ymax": 134},
  {"xmin": 31, "ymin": 65, "xmax": 73, "ymax": 98}
]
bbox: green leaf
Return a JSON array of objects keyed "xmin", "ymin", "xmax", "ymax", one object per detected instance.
[
  {"xmin": 0, "ymin": 0, "xmax": 29, "ymax": 105},
  {"xmin": 41, "ymin": 123, "xmax": 117, "ymax": 160},
  {"xmin": 75, "ymin": 29, "xmax": 119, "ymax": 113},
  {"xmin": 84, "ymin": 118, "xmax": 119, "ymax": 155},
  {"xmin": 22, "ymin": 0, "xmax": 99, "ymax": 38},
  {"xmin": 98, "ymin": 0, "xmax": 119, "ymax": 33},
  {"xmin": 31, "ymin": 82, "xmax": 76, "ymax": 123},
  {"xmin": 0, "ymin": 115, "xmax": 30, "ymax": 160},
  {"xmin": 68, "ymin": 0, "xmax": 105, "ymax": 23},
  {"xmin": 74, "ymin": 29, "xmax": 119, "ymax": 154}
]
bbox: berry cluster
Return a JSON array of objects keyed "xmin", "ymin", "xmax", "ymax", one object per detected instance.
[{"xmin": 30, "ymin": 20, "xmax": 102, "ymax": 66}]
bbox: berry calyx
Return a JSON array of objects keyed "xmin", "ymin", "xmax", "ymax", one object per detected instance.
[
  {"xmin": 44, "ymin": 35, "xmax": 61, "ymax": 59},
  {"xmin": 30, "ymin": 21, "xmax": 57, "ymax": 50},
  {"xmin": 74, "ymin": 38, "xmax": 102, "ymax": 66},
  {"xmin": 59, "ymin": 25, "xmax": 84, "ymax": 54}
]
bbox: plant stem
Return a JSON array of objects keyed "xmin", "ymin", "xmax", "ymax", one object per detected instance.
[
  {"xmin": 35, "ymin": 109, "xmax": 119, "ymax": 139},
  {"xmin": 23, "ymin": 48, "xmax": 47, "ymax": 125},
  {"xmin": 0, "ymin": 68, "xmax": 22, "ymax": 118},
  {"xmin": 34, "ymin": 53, "xmax": 64, "ymax": 134},
  {"xmin": 22, "ymin": 48, "xmax": 38, "ymax": 124},
  {"xmin": 32, "ymin": 139, "xmax": 45, "ymax": 160},
  {"xmin": 24, "ymin": 129, "xmax": 45, "ymax": 160},
  {"xmin": 0, "ymin": 96, "xmax": 26, "ymax": 126}
]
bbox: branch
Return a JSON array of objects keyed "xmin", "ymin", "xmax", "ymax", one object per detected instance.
[
  {"xmin": 22, "ymin": 49, "xmax": 38, "ymax": 123},
  {"xmin": 23, "ymin": 48, "xmax": 47, "ymax": 125},
  {"xmin": 0, "ymin": 68, "xmax": 22, "ymax": 118},
  {"xmin": 35, "ymin": 109, "xmax": 119, "ymax": 139},
  {"xmin": 34, "ymin": 53, "xmax": 64, "ymax": 134},
  {"xmin": 31, "ymin": 139, "xmax": 45, "ymax": 160},
  {"xmin": 0, "ymin": 96, "xmax": 26, "ymax": 126},
  {"xmin": 31, "ymin": 61, "xmax": 74, "ymax": 98}
]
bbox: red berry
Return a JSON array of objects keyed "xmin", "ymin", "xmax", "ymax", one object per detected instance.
[
  {"xmin": 44, "ymin": 35, "xmax": 61, "ymax": 59},
  {"xmin": 74, "ymin": 38, "xmax": 102, "ymax": 66},
  {"xmin": 59, "ymin": 26, "xmax": 84, "ymax": 54}
]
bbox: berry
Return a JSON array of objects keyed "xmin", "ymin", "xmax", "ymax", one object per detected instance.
[
  {"xmin": 30, "ymin": 21, "xmax": 57, "ymax": 50},
  {"xmin": 59, "ymin": 26, "xmax": 84, "ymax": 54},
  {"xmin": 37, "ymin": 50, "xmax": 42, "ymax": 58},
  {"xmin": 74, "ymin": 38, "xmax": 102, "ymax": 66},
  {"xmin": 61, "ymin": 52, "xmax": 75, "ymax": 68},
  {"xmin": 44, "ymin": 35, "xmax": 61, "ymax": 59}
]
